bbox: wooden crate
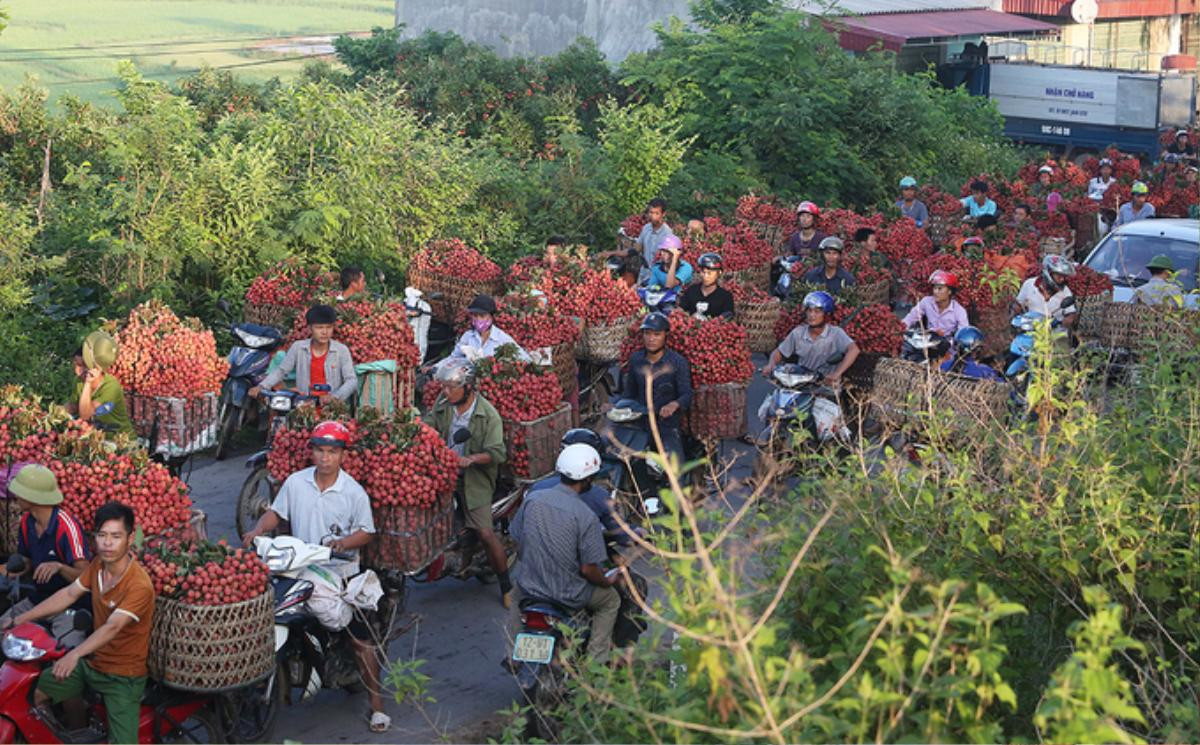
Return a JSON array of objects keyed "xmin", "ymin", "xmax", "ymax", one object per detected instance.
[
  {"xmin": 127, "ymin": 393, "xmax": 219, "ymax": 457},
  {"xmin": 503, "ymin": 403, "xmax": 573, "ymax": 480},
  {"xmin": 363, "ymin": 494, "xmax": 456, "ymax": 574}
]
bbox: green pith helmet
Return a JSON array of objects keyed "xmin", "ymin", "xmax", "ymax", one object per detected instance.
[
  {"xmin": 82, "ymin": 330, "xmax": 118, "ymax": 371},
  {"xmin": 1145, "ymin": 254, "xmax": 1174, "ymax": 272},
  {"xmin": 6, "ymin": 464, "xmax": 63, "ymax": 506}
]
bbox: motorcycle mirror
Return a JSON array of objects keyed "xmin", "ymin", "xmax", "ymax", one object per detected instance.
[
  {"xmin": 376, "ymin": 269, "xmax": 386, "ymax": 284},
  {"xmin": 5, "ymin": 555, "xmax": 26, "ymax": 575},
  {"xmin": 72, "ymin": 609, "xmax": 93, "ymax": 633},
  {"xmin": 429, "ymin": 291, "xmax": 445, "ymax": 301},
  {"xmin": 216, "ymin": 299, "xmax": 232, "ymax": 314},
  {"xmin": 452, "ymin": 428, "xmax": 472, "ymax": 445}
]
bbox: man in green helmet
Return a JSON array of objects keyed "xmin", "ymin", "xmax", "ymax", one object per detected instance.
[
  {"xmin": 70, "ymin": 331, "xmax": 133, "ymax": 435},
  {"xmin": 1133, "ymin": 255, "xmax": 1183, "ymax": 308}
]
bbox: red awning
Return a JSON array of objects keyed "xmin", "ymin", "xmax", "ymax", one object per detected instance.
[
  {"xmin": 830, "ymin": 9, "xmax": 1061, "ymax": 52},
  {"xmin": 1001, "ymin": 0, "xmax": 1198, "ymax": 18}
]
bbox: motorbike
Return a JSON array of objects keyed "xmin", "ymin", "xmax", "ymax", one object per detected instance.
[
  {"xmin": 214, "ymin": 299, "xmax": 286, "ymax": 461},
  {"xmin": 0, "ymin": 557, "xmax": 238, "ymax": 744},
  {"xmin": 411, "ymin": 429, "xmax": 525, "ymax": 584},
  {"xmin": 240, "ymin": 536, "xmax": 405, "ymax": 741},
  {"xmin": 752, "ymin": 364, "xmax": 848, "ymax": 484},
  {"xmin": 235, "ymin": 388, "xmax": 325, "ymax": 538},
  {"xmin": 604, "ymin": 399, "xmax": 705, "ymax": 520},
  {"xmin": 900, "ymin": 327, "xmax": 951, "ymax": 365},
  {"xmin": 511, "ymin": 566, "xmax": 648, "ymax": 741},
  {"xmin": 1004, "ymin": 311, "xmax": 1069, "ymax": 410},
  {"xmin": 637, "ymin": 283, "xmax": 679, "ymax": 314},
  {"xmin": 771, "ymin": 255, "xmax": 806, "ymax": 300}
]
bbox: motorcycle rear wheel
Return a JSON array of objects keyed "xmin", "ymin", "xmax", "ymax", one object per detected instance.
[
  {"xmin": 218, "ymin": 670, "xmax": 282, "ymax": 743},
  {"xmin": 214, "ymin": 400, "xmax": 241, "ymax": 461}
]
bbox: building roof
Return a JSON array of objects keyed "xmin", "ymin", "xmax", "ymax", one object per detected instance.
[
  {"xmin": 830, "ymin": 8, "xmax": 1060, "ymax": 51},
  {"xmin": 1001, "ymin": 0, "xmax": 1198, "ymax": 17},
  {"xmin": 793, "ymin": 0, "xmax": 998, "ymax": 14}
]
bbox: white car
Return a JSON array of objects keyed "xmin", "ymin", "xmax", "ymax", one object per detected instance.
[{"xmin": 1082, "ymin": 218, "xmax": 1200, "ymax": 307}]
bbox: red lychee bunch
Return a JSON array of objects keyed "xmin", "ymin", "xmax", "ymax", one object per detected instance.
[
  {"xmin": 108, "ymin": 300, "xmax": 228, "ymax": 399},
  {"xmin": 244, "ymin": 259, "xmax": 338, "ymax": 308},
  {"xmin": 141, "ymin": 538, "xmax": 269, "ymax": 606}
]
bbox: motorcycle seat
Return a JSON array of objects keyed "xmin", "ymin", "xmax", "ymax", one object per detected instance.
[{"xmin": 519, "ymin": 597, "xmax": 574, "ymax": 619}]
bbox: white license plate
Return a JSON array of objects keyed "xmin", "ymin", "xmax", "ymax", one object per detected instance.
[{"xmin": 512, "ymin": 633, "xmax": 555, "ymax": 664}]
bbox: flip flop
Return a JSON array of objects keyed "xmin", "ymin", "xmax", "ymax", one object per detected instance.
[{"xmin": 370, "ymin": 711, "xmax": 391, "ymax": 733}]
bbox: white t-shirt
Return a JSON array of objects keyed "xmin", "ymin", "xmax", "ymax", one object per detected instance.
[
  {"xmin": 1017, "ymin": 277, "xmax": 1077, "ymax": 322},
  {"xmin": 270, "ymin": 467, "xmax": 376, "ymax": 560}
]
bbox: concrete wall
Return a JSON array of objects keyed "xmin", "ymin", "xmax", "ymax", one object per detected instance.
[{"xmin": 393, "ymin": 0, "xmax": 694, "ymax": 61}]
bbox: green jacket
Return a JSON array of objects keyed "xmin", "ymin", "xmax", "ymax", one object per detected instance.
[{"xmin": 423, "ymin": 393, "xmax": 506, "ymax": 509}]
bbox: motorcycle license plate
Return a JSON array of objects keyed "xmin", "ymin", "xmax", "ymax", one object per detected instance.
[{"xmin": 512, "ymin": 633, "xmax": 555, "ymax": 664}]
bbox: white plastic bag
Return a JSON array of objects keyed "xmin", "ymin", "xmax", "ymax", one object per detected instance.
[
  {"xmin": 811, "ymin": 397, "xmax": 849, "ymax": 442},
  {"xmin": 300, "ymin": 565, "xmax": 352, "ymax": 631},
  {"xmin": 344, "ymin": 570, "xmax": 383, "ymax": 612}
]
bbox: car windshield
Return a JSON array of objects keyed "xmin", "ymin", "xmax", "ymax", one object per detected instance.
[{"xmin": 1086, "ymin": 233, "xmax": 1198, "ymax": 291}]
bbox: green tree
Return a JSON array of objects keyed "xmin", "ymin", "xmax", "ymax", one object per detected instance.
[{"xmin": 597, "ymin": 95, "xmax": 693, "ymax": 219}]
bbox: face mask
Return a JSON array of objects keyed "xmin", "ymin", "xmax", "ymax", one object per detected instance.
[{"xmin": 472, "ymin": 318, "xmax": 492, "ymax": 334}]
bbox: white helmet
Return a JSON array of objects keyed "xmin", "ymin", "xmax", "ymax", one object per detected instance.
[{"xmin": 556, "ymin": 443, "xmax": 602, "ymax": 480}]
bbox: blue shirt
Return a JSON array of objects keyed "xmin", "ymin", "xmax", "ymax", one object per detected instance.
[
  {"xmin": 650, "ymin": 260, "xmax": 693, "ymax": 288},
  {"xmin": 960, "ymin": 196, "xmax": 997, "ymax": 217},
  {"xmin": 622, "ymin": 348, "xmax": 693, "ymax": 430},
  {"xmin": 803, "ymin": 266, "xmax": 856, "ymax": 295},
  {"xmin": 530, "ymin": 475, "xmax": 632, "ymax": 546},
  {"xmin": 17, "ymin": 508, "xmax": 91, "ymax": 606},
  {"xmin": 896, "ymin": 198, "xmax": 929, "ymax": 227},
  {"xmin": 940, "ymin": 358, "xmax": 1001, "ymax": 381},
  {"xmin": 1114, "ymin": 202, "xmax": 1155, "ymax": 227}
]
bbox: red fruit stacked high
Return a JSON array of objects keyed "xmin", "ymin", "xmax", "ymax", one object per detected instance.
[
  {"xmin": 108, "ymin": 300, "xmax": 228, "ymax": 399},
  {"xmin": 141, "ymin": 538, "xmax": 270, "ymax": 606},
  {"xmin": 245, "ymin": 259, "xmax": 338, "ymax": 309},
  {"xmin": 288, "ymin": 300, "xmax": 420, "ymax": 368}
]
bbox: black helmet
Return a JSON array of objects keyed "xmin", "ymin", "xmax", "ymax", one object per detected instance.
[
  {"xmin": 305, "ymin": 304, "xmax": 337, "ymax": 326},
  {"xmin": 562, "ymin": 428, "xmax": 605, "ymax": 458},
  {"xmin": 467, "ymin": 294, "xmax": 497, "ymax": 315},
  {"xmin": 640, "ymin": 312, "xmax": 670, "ymax": 333},
  {"xmin": 697, "ymin": 252, "xmax": 723, "ymax": 271}
]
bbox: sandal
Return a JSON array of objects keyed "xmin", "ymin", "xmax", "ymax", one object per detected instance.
[{"xmin": 369, "ymin": 711, "xmax": 391, "ymax": 733}]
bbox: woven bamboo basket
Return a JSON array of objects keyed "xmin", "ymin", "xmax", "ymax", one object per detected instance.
[
  {"xmin": 728, "ymin": 264, "xmax": 771, "ymax": 292},
  {"xmin": 870, "ymin": 357, "xmax": 1008, "ymax": 431},
  {"xmin": 926, "ymin": 215, "xmax": 953, "ymax": 250},
  {"xmin": 548, "ymin": 341, "xmax": 579, "ymax": 403},
  {"xmin": 581, "ymin": 317, "xmax": 633, "ymax": 363},
  {"xmin": 242, "ymin": 302, "xmax": 299, "ymax": 331},
  {"xmin": 1038, "ymin": 232, "xmax": 1075, "ymax": 259},
  {"xmin": 503, "ymin": 403, "xmax": 573, "ymax": 480},
  {"xmin": 1098, "ymin": 303, "xmax": 1198, "ymax": 352},
  {"xmin": 971, "ymin": 305, "xmax": 1012, "ymax": 360},
  {"xmin": 363, "ymin": 493, "xmax": 456, "ymax": 573},
  {"xmin": 1098, "ymin": 302, "xmax": 1140, "ymax": 349},
  {"xmin": 736, "ymin": 297, "xmax": 782, "ymax": 354},
  {"xmin": 854, "ymin": 279, "xmax": 891, "ymax": 307},
  {"xmin": 1075, "ymin": 292, "xmax": 1112, "ymax": 340},
  {"xmin": 843, "ymin": 353, "xmax": 882, "ymax": 393},
  {"xmin": 127, "ymin": 393, "xmax": 219, "ymax": 457},
  {"xmin": 407, "ymin": 265, "xmax": 504, "ymax": 325},
  {"xmin": 148, "ymin": 590, "xmax": 274, "ymax": 693},
  {"xmin": 0, "ymin": 497, "xmax": 22, "ymax": 556},
  {"xmin": 685, "ymin": 383, "xmax": 747, "ymax": 440}
]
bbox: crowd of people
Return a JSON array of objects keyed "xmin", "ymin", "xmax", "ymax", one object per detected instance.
[{"xmin": 1, "ymin": 147, "xmax": 1194, "ymax": 739}]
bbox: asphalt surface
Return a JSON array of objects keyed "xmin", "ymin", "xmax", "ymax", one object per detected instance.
[{"xmin": 183, "ymin": 358, "xmax": 776, "ymax": 743}]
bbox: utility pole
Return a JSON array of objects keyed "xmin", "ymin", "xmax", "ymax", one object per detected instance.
[{"xmin": 394, "ymin": 0, "xmax": 402, "ymax": 28}]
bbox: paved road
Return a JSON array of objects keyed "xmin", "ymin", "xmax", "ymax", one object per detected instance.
[{"xmin": 182, "ymin": 358, "xmax": 776, "ymax": 743}]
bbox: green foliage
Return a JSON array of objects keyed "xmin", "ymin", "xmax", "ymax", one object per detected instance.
[
  {"xmin": 597, "ymin": 95, "xmax": 693, "ymax": 217},
  {"xmin": 620, "ymin": 11, "xmax": 1020, "ymax": 206}
]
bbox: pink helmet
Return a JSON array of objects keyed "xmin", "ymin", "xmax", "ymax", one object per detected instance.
[{"xmin": 660, "ymin": 234, "xmax": 683, "ymax": 253}]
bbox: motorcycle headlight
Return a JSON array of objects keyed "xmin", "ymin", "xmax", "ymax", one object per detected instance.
[
  {"xmin": 607, "ymin": 408, "xmax": 638, "ymax": 423},
  {"xmin": 267, "ymin": 394, "xmax": 293, "ymax": 412},
  {"xmin": 3, "ymin": 633, "xmax": 45, "ymax": 661}
]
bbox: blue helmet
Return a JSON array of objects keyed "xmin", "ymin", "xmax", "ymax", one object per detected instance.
[
  {"xmin": 953, "ymin": 326, "xmax": 984, "ymax": 356},
  {"xmin": 802, "ymin": 291, "xmax": 836, "ymax": 315},
  {"xmin": 640, "ymin": 311, "xmax": 671, "ymax": 332},
  {"xmin": 899, "ymin": 176, "xmax": 917, "ymax": 188}
]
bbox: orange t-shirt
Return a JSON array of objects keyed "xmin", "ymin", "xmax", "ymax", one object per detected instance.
[
  {"xmin": 75, "ymin": 556, "xmax": 155, "ymax": 677},
  {"xmin": 309, "ymin": 350, "xmax": 328, "ymax": 389}
]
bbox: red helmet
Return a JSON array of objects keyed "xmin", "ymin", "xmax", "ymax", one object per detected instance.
[
  {"xmin": 310, "ymin": 420, "xmax": 351, "ymax": 449},
  {"xmin": 928, "ymin": 270, "xmax": 959, "ymax": 289},
  {"xmin": 795, "ymin": 201, "xmax": 820, "ymax": 217}
]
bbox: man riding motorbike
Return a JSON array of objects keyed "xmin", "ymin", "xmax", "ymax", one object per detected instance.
[
  {"xmin": 430, "ymin": 294, "xmax": 530, "ymax": 372},
  {"xmin": 1114, "ymin": 181, "xmax": 1155, "ymax": 227},
  {"xmin": 903, "ymin": 270, "xmax": 970, "ymax": 338},
  {"xmin": 621, "ymin": 312, "xmax": 693, "ymax": 466},
  {"xmin": 71, "ymin": 330, "xmax": 133, "ymax": 436},
  {"xmin": 678, "ymin": 252, "xmax": 734, "ymax": 320},
  {"xmin": 3, "ymin": 501, "xmax": 154, "ymax": 743},
  {"xmin": 940, "ymin": 327, "xmax": 1001, "ymax": 381},
  {"xmin": 0, "ymin": 464, "xmax": 91, "ymax": 647},
  {"xmin": 422, "ymin": 361, "xmax": 513, "ymax": 607},
  {"xmin": 785, "ymin": 201, "xmax": 827, "ymax": 255},
  {"xmin": 647, "ymin": 235, "xmax": 692, "ymax": 290},
  {"xmin": 250, "ymin": 304, "xmax": 358, "ymax": 404},
  {"xmin": 240, "ymin": 420, "xmax": 389, "ymax": 733},
  {"xmin": 529, "ymin": 430, "xmax": 635, "ymax": 547},
  {"xmin": 1015, "ymin": 255, "xmax": 1078, "ymax": 330},
  {"xmin": 760, "ymin": 291, "xmax": 859, "ymax": 427},
  {"xmin": 802, "ymin": 237, "xmax": 857, "ymax": 296},
  {"xmin": 509, "ymin": 443, "xmax": 622, "ymax": 664}
]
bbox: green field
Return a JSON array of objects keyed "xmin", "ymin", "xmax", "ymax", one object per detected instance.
[{"xmin": 0, "ymin": 0, "xmax": 395, "ymax": 104}]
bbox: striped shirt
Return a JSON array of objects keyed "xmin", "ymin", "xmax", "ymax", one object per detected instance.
[
  {"xmin": 18, "ymin": 508, "xmax": 91, "ymax": 605},
  {"xmin": 510, "ymin": 483, "xmax": 606, "ymax": 609}
]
